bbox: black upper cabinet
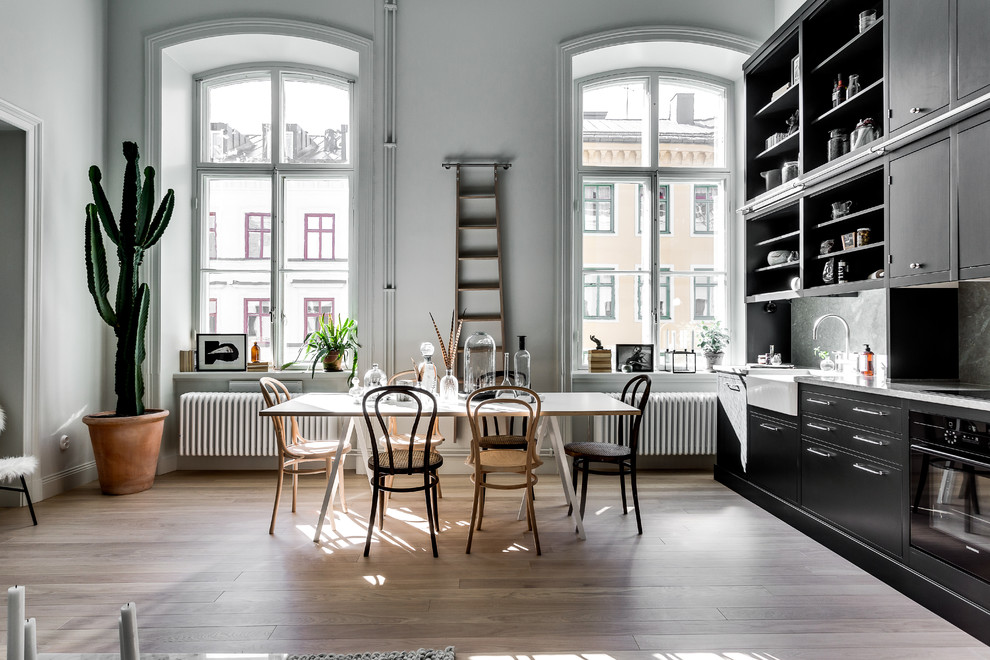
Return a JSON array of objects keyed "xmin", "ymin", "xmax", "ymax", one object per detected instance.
[
  {"xmin": 887, "ymin": 0, "xmax": 950, "ymax": 133},
  {"xmin": 957, "ymin": 112, "xmax": 990, "ymax": 275},
  {"xmin": 888, "ymin": 136, "xmax": 950, "ymax": 281},
  {"xmin": 956, "ymin": 0, "xmax": 990, "ymax": 101}
]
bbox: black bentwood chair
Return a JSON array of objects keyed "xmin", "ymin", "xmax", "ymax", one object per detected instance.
[
  {"xmin": 362, "ymin": 386, "xmax": 443, "ymax": 557},
  {"xmin": 563, "ymin": 374, "xmax": 651, "ymax": 534}
]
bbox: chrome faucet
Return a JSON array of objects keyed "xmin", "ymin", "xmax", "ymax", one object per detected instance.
[{"xmin": 812, "ymin": 313, "xmax": 850, "ymax": 371}]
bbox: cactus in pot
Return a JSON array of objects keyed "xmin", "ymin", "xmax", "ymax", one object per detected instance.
[{"xmin": 85, "ymin": 141, "xmax": 175, "ymax": 417}]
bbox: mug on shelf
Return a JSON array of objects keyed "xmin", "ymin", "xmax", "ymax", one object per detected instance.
[{"xmin": 831, "ymin": 200, "xmax": 852, "ymax": 218}]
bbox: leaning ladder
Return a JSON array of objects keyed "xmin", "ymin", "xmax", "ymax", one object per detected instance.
[{"xmin": 444, "ymin": 161, "xmax": 511, "ymax": 362}]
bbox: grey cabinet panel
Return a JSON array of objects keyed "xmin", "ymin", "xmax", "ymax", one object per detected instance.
[
  {"xmin": 957, "ymin": 0, "xmax": 990, "ymax": 100},
  {"xmin": 889, "ymin": 138, "xmax": 951, "ymax": 279},
  {"xmin": 888, "ymin": 0, "xmax": 950, "ymax": 132},
  {"xmin": 958, "ymin": 116, "xmax": 990, "ymax": 271}
]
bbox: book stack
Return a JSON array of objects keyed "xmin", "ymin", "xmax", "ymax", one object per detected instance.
[
  {"xmin": 247, "ymin": 361, "xmax": 272, "ymax": 372},
  {"xmin": 588, "ymin": 349, "xmax": 612, "ymax": 373}
]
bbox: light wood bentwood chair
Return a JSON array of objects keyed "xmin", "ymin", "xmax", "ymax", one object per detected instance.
[
  {"xmin": 563, "ymin": 374, "xmax": 651, "ymax": 534},
  {"xmin": 363, "ymin": 385, "xmax": 444, "ymax": 557},
  {"xmin": 260, "ymin": 377, "xmax": 350, "ymax": 534},
  {"xmin": 465, "ymin": 385, "xmax": 543, "ymax": 555}
]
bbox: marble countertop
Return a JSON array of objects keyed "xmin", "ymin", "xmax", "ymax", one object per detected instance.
[{"xmin": 796, "ymin": 372, "xmax": 990, "ymax": 413}]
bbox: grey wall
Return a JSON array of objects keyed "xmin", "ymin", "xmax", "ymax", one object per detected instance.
[
  {"xmin": 0, "ymin": 0, "xmax": 106, "ymax": 497},
  {"xmin": 959, "ymin": 282, "xmax": 990, "ymax": 385},
  {"xmin": 790, "ymin": 289, "xmax": 887, "ymax": 369},
  {"xmin": 0, "ymin": 131, "xmax": 26, "ymax": 506}
]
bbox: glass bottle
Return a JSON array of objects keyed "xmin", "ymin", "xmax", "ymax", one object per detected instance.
[
  {"xmin": 418, "ymin": 341, "xmax": 438, "ymax": 394},
  {"xmin": 496, "ymin": 353, "xmax": 515, "ymax": 398},
  {"xmin": 513, "ymin": 335, "xmax": 531, "ymax": 388},
  {"xmin": 831, "ymin": 73, "xmax": 845, "ymax": 107},
  {"xmin": 860, "ymin": 344, "xmax": 875, "ymax": 377},
  {"xmin": 847, "ymin": 73, "xmax": 861, "ymax": 98},
  {"xmin": 250, "ymin": 341, "xmax": 260, "ymax": 363},
  {"xmin": 363, "ymin": 363, "xmax": 387, "ymax": 390},
  {"xmin": 463, "ymin": 330, "xmax": 496, "ymax": 393}
]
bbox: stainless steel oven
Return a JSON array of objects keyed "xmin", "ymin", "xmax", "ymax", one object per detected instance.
[{"xmin": 910, "ymin": 410, "xmax": 990, "ymax": 583}]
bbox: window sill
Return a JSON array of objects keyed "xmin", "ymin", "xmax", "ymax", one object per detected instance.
[{"xmin": 173, "ymin": 370, "xmax": 350, "ymax": 381}]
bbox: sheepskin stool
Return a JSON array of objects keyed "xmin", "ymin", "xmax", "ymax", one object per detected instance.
[{"xmin": 0, "ymin": 456, "xmax": 38, "ymax": 525}]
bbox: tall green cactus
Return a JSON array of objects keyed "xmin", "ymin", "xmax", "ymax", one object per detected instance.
[{"xmin": 85, "ymin": 142, "xmax": 175, "ymax": 417}]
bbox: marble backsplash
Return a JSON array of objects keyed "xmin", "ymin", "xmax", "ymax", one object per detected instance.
[
  {"xmin": 959, "ymin": 282, "xmax": 990, "ymax": 384},
  {"xmin": 790, "ymin": 288, "xmax": 887, "ymax": 370}
]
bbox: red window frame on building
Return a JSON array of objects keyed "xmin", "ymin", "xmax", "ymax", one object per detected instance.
[
  {"xmin": 304, "ymin": 213, "xmax": 336, "ymax": 260},
  {"xmin": 244, "ymin": 298, "xmax": 271, "ymax": 346},
  {"xmin": 244, "ymin": 212, "xmax": 271, "ymax": 259},
  {"xmin": 304, "ymin": 298, "xmax": 335, "ymax": 337}
]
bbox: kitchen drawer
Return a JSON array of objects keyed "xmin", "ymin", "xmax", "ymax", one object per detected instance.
[
  {"xmin": 801, "ymin": 439, "xmax": 903, "ymax": 556},
  {"xmin": 801, "ymin": 387, "xmax": 902, "ymax": 435},
  {"xmin": 800, "ymin": 417, "xmax": 901, "ymax": 465},
  {"xmin": 749, "ymin": 410, "xmax": 799, "ymax": 503}
]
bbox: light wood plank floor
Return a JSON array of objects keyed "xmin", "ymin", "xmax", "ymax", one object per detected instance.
[{"xmin": 1, "ymin": 470, "xmax": 988, "ymax": 659}]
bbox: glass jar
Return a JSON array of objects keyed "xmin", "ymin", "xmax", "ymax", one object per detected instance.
[
  {"xmin": 781, "ymin": 161, "xmax": 799, "ymax": 183},
  {"xmin": 827, "ymin": 129, "xmax": 848, "ymax": 161},
  {"xmin": 362, "ymin": 363, "xmax": 387, "ymax": 390},
  {"xmin": 851, "ymin": 118, "xmax": 878, "ymax": 150},
  {"xmin": 348, "ymin": 376, "xmax": 363, "ymax": 402},
  {"xmin": 463, "ymin": 330, "xmax": 496, "ymax": 393}
]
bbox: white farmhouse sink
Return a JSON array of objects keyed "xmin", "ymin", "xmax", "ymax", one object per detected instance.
[{"xmin": 746, "ymin": 369, "xmax": 827, "ymax": 416}]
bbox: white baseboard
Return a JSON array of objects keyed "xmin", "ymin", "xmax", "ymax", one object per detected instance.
[{"xmin": 41, "ymin": 460, "xmax": 98, "ymax": 500}]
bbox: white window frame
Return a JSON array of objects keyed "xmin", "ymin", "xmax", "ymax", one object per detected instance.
[
  {"xmin": 571, "ymin": 69, "xmax": 732, "ymax": 373},
  {"xmin": 193, "ymin": 64, "xmax": 357, "ymax": 368}
]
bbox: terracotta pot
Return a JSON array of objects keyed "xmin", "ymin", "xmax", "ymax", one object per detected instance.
[
  {"xmin": 83, "ymin": 409, "xmax": 169, "ymax": 495},
  {"xmin": 323, "ymin": 351, "xmax": 344, "ymax": 372}
]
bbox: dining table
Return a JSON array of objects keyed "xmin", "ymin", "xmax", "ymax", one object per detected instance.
[{"xmin": 258, "ymin": 390, "xmax": 641, "ymax": 542}]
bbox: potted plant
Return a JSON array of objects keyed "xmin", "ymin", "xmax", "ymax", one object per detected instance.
[
  {"xmin": 304, "ymin": 314, "xmax": 360, "ymax": 377},
  {"xmin": 698, "ymin": 320, "xmax": 730, "ymax": 371},
  {"xmin": 82, "ymin": 142, "xmax": 174, "ymax": 495}
]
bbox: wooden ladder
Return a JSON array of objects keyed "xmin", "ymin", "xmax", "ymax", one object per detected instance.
[{"xmin": 445, "ymin": 162, "xmax": 510, "ymax": 361}]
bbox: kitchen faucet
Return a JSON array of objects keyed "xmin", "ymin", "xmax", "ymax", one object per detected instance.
[{"xmin": 812, "ymin": 313, "xmax": 850, "ymax": 371}]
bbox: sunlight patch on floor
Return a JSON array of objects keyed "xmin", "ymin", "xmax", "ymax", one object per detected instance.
[
  {"xmin": 362, "ymin": 574, "xmax": 387, "ymax": 585},
  {"xmin": 501, "ymin": 542, "xmax": 531, "ymax": 553},
  {"xmin": 653, "ymin": 653, "xmax": 782, "ymax": 660},
  {"xmin": 595, "ymin": 506, "xmax": 612, "ymax": 515}
]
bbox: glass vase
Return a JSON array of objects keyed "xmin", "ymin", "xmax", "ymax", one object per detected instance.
[
  {"xmin": 819, "ymin": 357, "xmax": 835, "ymax": 372},
  {"xmin": 463, "ymin": 330, "xmax": 496, "ymax": 393},
  {"xmin": 439, "ymin": 368, "xmax": 459, "ymax": 403}
]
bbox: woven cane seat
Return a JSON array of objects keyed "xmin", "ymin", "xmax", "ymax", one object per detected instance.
[
  {"xmin": 563, "ymin": 441, "xmax": 631, "ymax": 461},
  {"xmin": 369, "ymin": 448, "xmax": 444, "ymax": 472}
]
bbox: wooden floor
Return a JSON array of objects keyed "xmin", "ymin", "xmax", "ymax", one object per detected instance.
[{"xmin": 1, "ymin": 469, "xmax": 988, "ymax": 659}]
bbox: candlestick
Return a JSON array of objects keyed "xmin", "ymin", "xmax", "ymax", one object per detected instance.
[
  {"xmin": 24, "ymin": 618, "xmax": 36, "ymax": 660},
  {"xmin": 8, "ymin": 586, "xmax": 25, "ymax": 660},
  {"xmin": 119, "ymin": 602, "xmax": 139, "ymax": 660},
  {"xmin": 691, "ymin": 330, "xmax": 695, "ymax": 350}
]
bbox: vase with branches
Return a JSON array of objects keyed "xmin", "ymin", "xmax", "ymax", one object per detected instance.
[{"xmin": 431, "ymin": 311, "xmax": 463, "ymax": 402}]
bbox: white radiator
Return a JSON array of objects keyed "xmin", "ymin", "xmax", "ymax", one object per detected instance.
[
  {"xmin": 597, "ymin": 392, "xmax": 717, "ymax": 455},
  {"xmin": 179, "ymin": 392, "xmax": 337, "ymax": 456}
]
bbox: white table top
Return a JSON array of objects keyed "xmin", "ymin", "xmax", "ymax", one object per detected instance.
[{"xmin": 259, "ymin": 391, "xmax": 640, "ymax": 418}]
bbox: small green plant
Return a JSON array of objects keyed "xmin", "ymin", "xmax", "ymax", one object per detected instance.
[
  {"xmin": 85, "ymin": 141, "xmax": 174, "ymax": 417},
  {"xmin": 291, "ymin": 314, "xmax": 361, "ymax": 378},
  {"xmin": 813, "ymin": 346, "xmax": 830, "ymax": 360},
  {"xmin": 697, "ymin": 320, "xmax": 730, "ymax": 354}
]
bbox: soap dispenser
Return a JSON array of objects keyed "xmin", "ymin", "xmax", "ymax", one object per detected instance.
[{"xmin": 860, "ymin": 344, "xmax": 875, "ymax": 377}]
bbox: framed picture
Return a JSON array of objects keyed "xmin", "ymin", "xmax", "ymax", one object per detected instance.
[
  {"xmin": 790, "ymin": 54, "xmax": 800, "ymax": 87},
  {"xmin": 196, "ymin": 333, "xmax": 247, "ymax": 371},
  {"xmin": 615, "ymin": 344, "xmax": 654, "ymax": 373}
]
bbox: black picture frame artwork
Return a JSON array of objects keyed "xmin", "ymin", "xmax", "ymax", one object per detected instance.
[
  {"xmin": 615, "ymin": 344, "xmax": 654, "ymax": 373},
  {"xmin": 196, "ymin": 333, "xmax": 248, "ymax": 372}
]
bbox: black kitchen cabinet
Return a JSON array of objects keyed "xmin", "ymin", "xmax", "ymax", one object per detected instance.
[
  {"xmin": 801, "ymin": 437, "xmax": 903, "ymax": 556},
  {"xmin": 956, "ymin": 0, "xmax": 990, "ymax": 101},
  {"xmin": 887, "ymin": 0, "xmax": 949, "ymax": 133},
  {"xmin": 888, "ymin": 135, "xmax": 951, "ymax": 281},
  {"xmin": 957, "ymin": 112, "xmax": 990, "ymax": 275},
  {"xmin": 748, "ymin": 409, "xmax": 799, "ymax": 503}
]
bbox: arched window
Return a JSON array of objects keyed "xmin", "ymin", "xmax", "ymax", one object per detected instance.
[
  {"xmin": 195, "ymin": 65, "xmax": 354, "ymax": 364},
  {"xmin": 573, "ymin": 65, "xmax": 737, "ymax": 371}
]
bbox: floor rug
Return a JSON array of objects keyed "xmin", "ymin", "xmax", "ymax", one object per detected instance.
[{"xmin": 288, "ymin": 649, "xmax": 455, "ymax": 660}]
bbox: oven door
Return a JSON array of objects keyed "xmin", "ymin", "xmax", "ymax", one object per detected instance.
[{"xmin": 910, "ymin": 443, "xmax": 990, "ymax": 582}]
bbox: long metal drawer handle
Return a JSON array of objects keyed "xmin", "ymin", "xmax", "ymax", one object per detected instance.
[
  {"xmin": 852, "ymin": 434, "xmax": 886, "ymax": 446},
  {"xmin": 853, "ymin": 463, "xmax": 886, "ymax": 476},
  {"xmin": 806, "ymin": 448, "xmax": 833, "ymax": 458},
  {"xmin": 759, "ymin": 423, "xmax": 780, "ymax": 432},
  {"xmin": 806, "ymin": 398, "xmax": 832, "ymax": 405},
  {"xmin": 726, "ymin": 384, "xmax": 741, "ymax": 392},
  {"xmin": 807, "ymin": 422, "xmax": 833, "ymax": 432},
  {"xmin": 853, "ymin": 407, "xmax": 887, "ymax": 416}
]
